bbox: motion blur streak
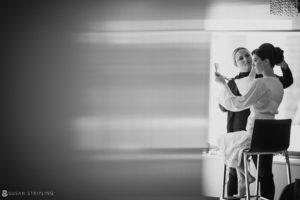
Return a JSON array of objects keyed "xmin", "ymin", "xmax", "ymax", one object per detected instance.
[
  {"xmin": 73, "ymin": 116, "xmax": 208, "ymax": 150},
  {"xmin": 73, "ymin": 30, "xmax": 210, "ymax": 151},
  {"xmin": 91, "ymin": 20, "xmax": 206, "ymax": 32},
  {"xmin": 2, "ymin": 1, "xmax": 211, "ymax": 199},
  {"xmin": 77, "ymin": 31, "xmax": 208, "ymax": 44}
]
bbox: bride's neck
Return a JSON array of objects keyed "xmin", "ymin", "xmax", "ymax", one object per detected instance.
[{"xmin": 263, "ymin": 67, "xmax": 275, "ymax": 77}]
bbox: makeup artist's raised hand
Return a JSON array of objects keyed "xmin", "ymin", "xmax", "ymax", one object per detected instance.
[
  {"xmin": 279, "ymin": 60, "xmax": 288, "ymax": 70},
  {"xmin": 215, "ymin": 72, "xmax": 227, "ymax": 85}
]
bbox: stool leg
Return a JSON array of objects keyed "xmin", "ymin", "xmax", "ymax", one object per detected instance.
[
  {"xmin": 255, "ymin": 155, "xmax": 260, "ymax": 200},
  {"xmin": 284, "ymin": 151, "xmax": 291, "ymax": 184},
  {"xmin": 244, "ymin": 153, "xmax": 250, "ymax": 200},
  {"xmin": 221, "ymin": 164, "xmax": 227, "ymax": 199}
]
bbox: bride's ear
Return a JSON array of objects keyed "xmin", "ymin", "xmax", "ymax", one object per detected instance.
[{"xmin": 263, "ymin": 58, "xmax": 271, "ymax": 66}]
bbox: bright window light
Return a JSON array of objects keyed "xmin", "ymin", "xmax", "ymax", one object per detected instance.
[{"xmin": 203, "ymin": 19, "xmax": 292, "ymax": 31}]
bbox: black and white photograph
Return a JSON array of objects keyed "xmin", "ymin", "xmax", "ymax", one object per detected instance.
[{"xmin": 2, "ymin": 0, "xmax": 300, "ymax": 199}]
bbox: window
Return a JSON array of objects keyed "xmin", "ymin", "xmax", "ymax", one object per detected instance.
[{"xmin": 209, "ymin": 32, "xmax": 300, "ymax": 152}]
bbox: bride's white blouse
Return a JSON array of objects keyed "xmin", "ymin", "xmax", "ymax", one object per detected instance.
[{"xmin": 217, "ymin": 76, "xmax": 284, "ymax": 167}]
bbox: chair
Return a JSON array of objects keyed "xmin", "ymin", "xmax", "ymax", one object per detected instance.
[
  {"xmin": 243, "ymin": 119, "xmax": 292, "ymax": 200},
  {"xmin": 221, "ymin": 119, "xmax": 292, "ymax": 200}
]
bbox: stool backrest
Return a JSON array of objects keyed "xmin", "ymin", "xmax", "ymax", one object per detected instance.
[{"xmin": 249, "ymin": 119, "xmax": 292, "ymax": 153}]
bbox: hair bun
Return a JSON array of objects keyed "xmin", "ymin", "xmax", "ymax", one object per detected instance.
[
  {"xmin": 255, "ymin": 43, "xmax": 285, "ymax": 67},
  {"xmin": 273, "ymin": 47, "xmax": 284, "ymax": 65}
]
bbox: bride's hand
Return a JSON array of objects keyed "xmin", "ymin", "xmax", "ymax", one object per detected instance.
[{"xmin": 249, "ymin": 63, "xmax": 256, "ymax": 79}]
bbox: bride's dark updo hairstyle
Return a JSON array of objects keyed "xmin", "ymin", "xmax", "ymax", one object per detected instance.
[{"xmin": 252, "ymin": 43, "xmax": 284, "ymax": 68}]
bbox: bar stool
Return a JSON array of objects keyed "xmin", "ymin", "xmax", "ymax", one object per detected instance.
[
  {"xmin": 221, "ymin": 119, "xmax": 292, "ymax": 200},
  {"xmin": 221, "ymin": 158, "xmax": 257, "ymax": 199}
]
